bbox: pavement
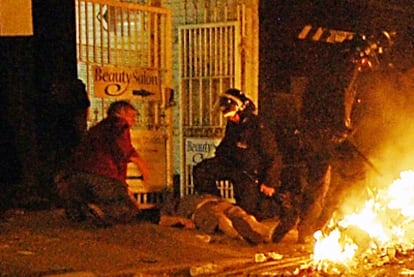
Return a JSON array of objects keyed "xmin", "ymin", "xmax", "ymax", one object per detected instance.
[
  {"xmin": 0, "ymin": 208, "xmax": 312, "ymax": 277},
  {"xmin": 2, "ymin": 208, "xmax": 414, "ymax": 276}
]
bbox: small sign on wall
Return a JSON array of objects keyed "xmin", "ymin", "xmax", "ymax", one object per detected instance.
[
  {"xmin": 185, "ymin": 137, "xmax": 220, "ymax": 166},
  {"xmin": 93, "ymin": 65, "xmax": 161, "ymax": 100},
  {"xmin": 0, "ymin": 0, "xmax": 33, "ymax": 36},
  {"xmin": 128, "ymin": 130, "xmax": 167, "ymax": 192}
]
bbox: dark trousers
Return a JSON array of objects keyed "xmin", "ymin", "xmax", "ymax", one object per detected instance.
[
  {"xmin": 57, "ymin": 172, "xmax": 139, "ymax": 225},
  {"xmin": 193, "ymin": 156, "xmax": 261, "ymax": 217},
  {"xmin": 297, "ymin": 160, "xmax": 331, "ymax": 240}
]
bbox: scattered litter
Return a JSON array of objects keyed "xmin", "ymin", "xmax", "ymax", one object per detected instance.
[
  {"xmin": 254, "ymin": 252, "xmax": 283, "ymax": 263},
  {"xmin": 189, "ymin": 263, "xmax": 219, "ymax": 276},
  {"xmin": 267, "ymin": 252, "xmax": 283, "ymax": 260},
  {"xmin": 196, "ymin": 234, "xmax": 212, "ymax": 243},
  {"xmin": 400, "ymin": 268, "xmax": 414, "ymax": 276},
  {"xmin": 254, "ymin": 253, "xmax": 267, "ymax": 263}
]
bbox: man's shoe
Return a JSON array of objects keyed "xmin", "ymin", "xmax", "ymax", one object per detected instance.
[
  {"xmin": 271, "ymin": 223, "xmax": 294, "ymax": 243},
  {"xmin": 87, "ymin": 203, "xmax": 111, "ymax": 227}
]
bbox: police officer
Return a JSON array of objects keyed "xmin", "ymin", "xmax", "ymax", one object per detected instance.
[{"xmin": 192, "ymin": 88, "xmax": 283, "ymax": 221}]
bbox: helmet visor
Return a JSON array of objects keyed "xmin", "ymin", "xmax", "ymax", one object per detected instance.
[{"xmin": 218, "ymin": 96, "xmax": 239, "ymax": 117}]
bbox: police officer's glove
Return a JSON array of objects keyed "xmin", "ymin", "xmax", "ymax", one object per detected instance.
[
  {"xmin": 260, "ymin": 184, "xmax": 275, "ymax": 197},
  {"xmin": 331, "ymin": 131, "xmax": 348, "ymax": 144}
]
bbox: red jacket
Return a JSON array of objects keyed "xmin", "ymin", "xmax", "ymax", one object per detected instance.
[{"xmin": 69, "ymin": 116, "xmax": 137, "ymax": 182}]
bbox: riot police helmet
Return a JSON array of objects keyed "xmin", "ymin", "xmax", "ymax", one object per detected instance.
[{"xmin": 218, "ymin": 88, "xmax": 255, "ymax": 117}]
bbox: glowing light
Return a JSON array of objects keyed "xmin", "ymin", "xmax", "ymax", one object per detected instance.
[
  {"xmin": 313, "ymin": 229, "xmax": 357, "ymax": 264},
  {"xmin": 313, "ymin": 170, "xmax": 414, "ymax": 269}
]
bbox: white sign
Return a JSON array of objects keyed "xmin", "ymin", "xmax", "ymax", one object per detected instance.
[
  {"xmin": 0, "ymin": 0, "xmax": 33, "ymax": 36},
  {"xmin": 93, "ymin": 65, "xmax": 160, "ymax": 100},
  {"xmin": 128, "ymin": 130, "xmax": 166, "ymax": 192},
  {"xmin": 185, "ymin": 137, "xmax": 221, "ymax": 166}
]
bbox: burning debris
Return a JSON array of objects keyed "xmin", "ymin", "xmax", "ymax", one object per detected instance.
[
  {"xmin": 306, "ymin": 170, "xmax": 414, "ymax": 275},
  {"xmin": 198, "ymin": 170, "xmax": 414, "ymax": 276},
  {"xmin": 254, "ymin": 252, "xmax": 284, "ymax": 263},
  {"xmin": 222, "ymin": 170, "xmax": 414, "ymax": 276}
]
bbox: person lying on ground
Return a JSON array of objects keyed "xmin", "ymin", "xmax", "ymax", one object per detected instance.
[{"xmin": 159, "ymin": 193, "xmax": 278, "ymax": 245}]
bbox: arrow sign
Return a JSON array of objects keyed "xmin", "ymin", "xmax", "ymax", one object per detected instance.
[{"xmin": 132, "ymin": 89, "xmax": 155, "ymax": 97}]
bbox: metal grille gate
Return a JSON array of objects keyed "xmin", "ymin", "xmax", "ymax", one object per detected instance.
[
  {"xmin": 179, "ymin": 6, "xmax": 248, "ymax": 201},
  {"xmin": 75, "ymin": 0, "xmax": 172, "ymax": 209}
]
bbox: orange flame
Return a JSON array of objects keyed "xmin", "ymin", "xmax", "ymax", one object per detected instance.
[{"xmin": 313, "ymin": 170, "xmax": 414, "ymax": 268}]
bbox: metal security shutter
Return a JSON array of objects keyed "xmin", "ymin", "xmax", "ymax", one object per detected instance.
[{"xmin": 178, "ymin": 21, "xmax": 241, "ymax": 201}]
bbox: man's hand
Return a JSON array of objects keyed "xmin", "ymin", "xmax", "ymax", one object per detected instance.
[{"xmin": 260, "ymin": 184, "xmax": 275, "ymax": 197}]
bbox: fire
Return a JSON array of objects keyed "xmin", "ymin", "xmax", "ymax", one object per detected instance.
[
  {"xmin": 312, "ymin": 170, "xmax": 414, "ymax": 270},
  {"xmin": 313, "ymin": 228, "xmax": 357, "ymax": 264}
]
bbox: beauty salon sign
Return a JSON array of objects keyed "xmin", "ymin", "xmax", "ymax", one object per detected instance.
[
  {"xmin": 93, "ymin": 65, "xmax": 160, "ymax": 100},
  {"xmin": 185, "ymin": 137, "xmax": 220, "ymax": 166}
]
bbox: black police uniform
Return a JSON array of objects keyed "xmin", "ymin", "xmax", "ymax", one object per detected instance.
[{"xmin": 193, "ymin": 109, "xmax": 282, "ymax": 220}]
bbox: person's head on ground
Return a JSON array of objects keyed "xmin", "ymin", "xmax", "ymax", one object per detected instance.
[
  {"xmin": 218, "ymin": 88, "xmax": 255, "ymax": 122},
  {"xmin": 107, "ymin": 100, "xmax": 138, "ymax": 127}
]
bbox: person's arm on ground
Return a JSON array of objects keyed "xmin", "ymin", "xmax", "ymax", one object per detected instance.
[{"xmin": 159, "ymin": 215, "xmax": 195, "ymax": 229}]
